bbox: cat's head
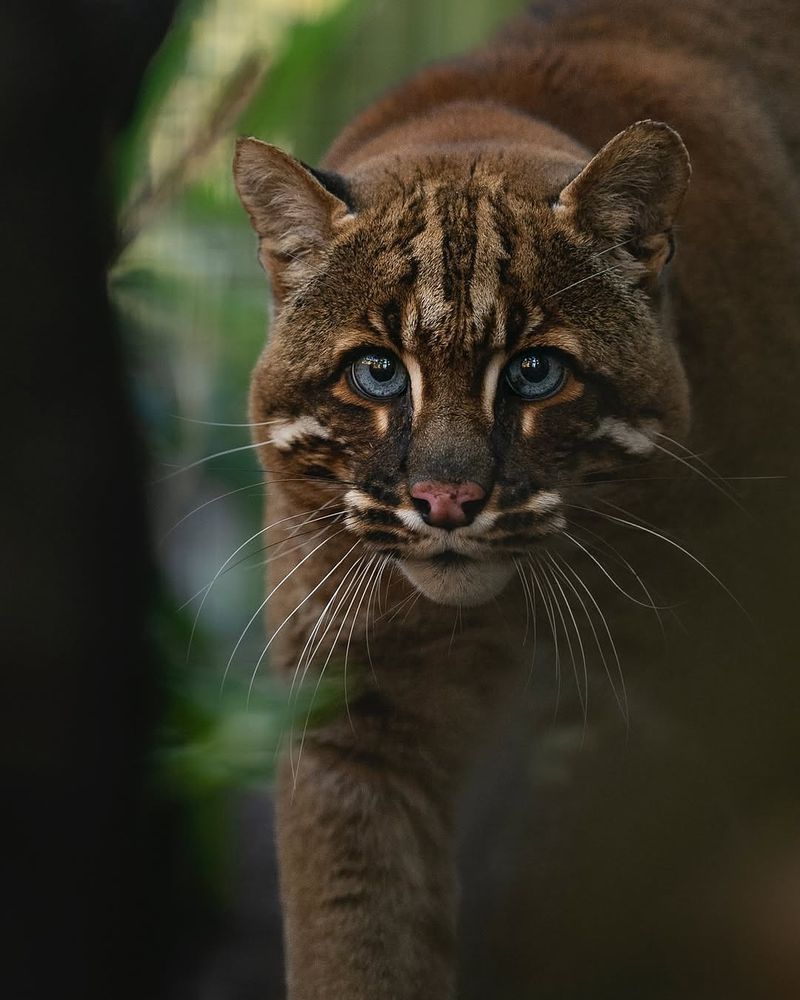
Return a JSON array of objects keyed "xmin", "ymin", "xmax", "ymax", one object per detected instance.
[{"xmin": 233, "ymin": 120, "xmax": 690, "ymax": 606}]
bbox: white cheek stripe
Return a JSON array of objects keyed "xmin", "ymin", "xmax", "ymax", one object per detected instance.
[
  {"xmin": 270, "ymin": 415, "xmax": 331, "ymax": 451},
  {"xmin": 526, "ymin": 490, "xmax": 561, "ymax": 514},
  {"xmin": 344, "ymin": 487, "xmax": 374, "ymax": 511},
  {"xmin": 592, "ymin": 417, "xmax": 656, "ymax": 456}
]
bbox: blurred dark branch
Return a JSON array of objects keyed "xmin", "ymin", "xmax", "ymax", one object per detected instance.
[{"xmin": 116, "ymin": 52, "xmax": 269, "ymax": 261}]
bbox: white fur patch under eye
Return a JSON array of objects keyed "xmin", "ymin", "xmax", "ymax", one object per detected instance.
[
  {"xmin": 270, "ymin": 415, "xmax": 331, "ymax": 451},
  {"xmin": 526, "ymin": 490, "xmax": 561, "ymax": 514},
  {"xmin": 481, "ymin": 353, "xmax": 505, "ymax": 421},
  {"xmin": 404, "ymin": 355, "xmax": 424, "ymax": 423},
  {"xmin": 592, "ymin": 417, "xmax": 656, "ymax": 456}
]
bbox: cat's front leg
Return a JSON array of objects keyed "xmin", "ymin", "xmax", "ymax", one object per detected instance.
[{"xmin": 275, "ymin": 724, "xmax": 458, "ymax": 1000}]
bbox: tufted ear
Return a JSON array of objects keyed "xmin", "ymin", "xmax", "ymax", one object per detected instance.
[
  {"xmin": 555, "ymin": 120, "xmax": 690, "ymax": 278},
  {"xmin": 233, "ymin": 137, "xmax": 354, "ymax": 302}
]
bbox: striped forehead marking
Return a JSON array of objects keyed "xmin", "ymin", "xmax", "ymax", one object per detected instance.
[
  {"xmin": 470, "ymin": 193, "xmax": 505, "ymax": 343},
  {"xmin": 410, "ymin": 182, "xmax": 453, "ymax": 335},
  {"xmin": 403, "ymin": 176, "xmax": 526, "ymax": 351}
]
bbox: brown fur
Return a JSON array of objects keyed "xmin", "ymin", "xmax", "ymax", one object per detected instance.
[{"xmin": 233, "ymin": 2, "xmax": 800, "ymax": 996}]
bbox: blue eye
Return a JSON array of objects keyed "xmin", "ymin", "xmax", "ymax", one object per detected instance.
[
  {"xmin": 504, "ymin": 348, "xmax": 567, "ymax": 400},
  {"xmin": 349, "ymin": 350, "xmax": 408, "ymax": 399}
]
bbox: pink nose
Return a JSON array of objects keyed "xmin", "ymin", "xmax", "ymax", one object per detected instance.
[{"xmin": 410, "ymin": 480, "xmax": 487, "ymax": 529}]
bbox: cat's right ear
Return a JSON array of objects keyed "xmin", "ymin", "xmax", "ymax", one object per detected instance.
[{"xmin": 233, "ymin": 137, "xmax": 354, "ymax": 303}]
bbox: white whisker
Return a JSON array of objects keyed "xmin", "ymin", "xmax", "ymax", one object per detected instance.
[
  {"xmin": 528, "ymin": 558, "xmax": 562, "ymax": 723},
  {"xmin": 185, "ymin": 505, "xmax": 343, "ymax": 657},
  {"xmin": 550, "ymin": 552, "xmax": 629, "ymax": 727},
  {"xmin": 160, "ymin": 479, "xmax": 264, "ymax": 542},
  {"xmin": 343, "ymin": 557, "xmax": 386, "ymax": 727},
  {"xmin": 173, "ymin": 415, "xmax": 286, "ymax": 428},
  {"xmin": 562, "ymin": 527, "xmax": 669, "ymax": 611},
  {"xmin": 155, "ymin": 439, "xmax": 271, "ymax": 483},
  {"xmin": 544, "ymin": 262, "xmax": 619, "ymax": 301},
  {"xmin": 222, "ymin": 528, "xmax": 350, "ymax": 696},
  {"xmin": 247, "ymin": 539, "xmax": 362, "ymax": 709},
  {"xmin": 291, "ymin": 555, "xmax": 375, "ymax": 783},
  {"xmin": 569, "ymin": 504, "xmax": 751, "ymax": 620},
  {"xmin": 650, "ymin": 436, "xmax": 744, "ymax": 511},
  {"xmin": 540, "ymin": 559, "xmax": 586, "ymax": 724},
  {"xmin": 547, "ymin": 558, "xmax": 589, "ymax": 726}
]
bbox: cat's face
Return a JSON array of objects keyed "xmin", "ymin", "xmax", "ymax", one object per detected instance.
[{"xmin": 235, "ymin": 122, "xmax": 690, "ymax": 606}]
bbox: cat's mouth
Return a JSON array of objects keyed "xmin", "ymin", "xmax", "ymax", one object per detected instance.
[
  {"xmin": 430, "ymin": 551, "xmax": 469, "ymax": 567},
  {"xmin": 399, "ymin": 553, "xmax": 515, "ymax": 607},
  {"xmin": 343, "ymin": 488, "xmax": 560, "ymax": 604}
]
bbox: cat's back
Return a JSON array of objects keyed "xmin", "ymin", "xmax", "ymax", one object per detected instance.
[
  {"xmin": 329, "ymin": 0, "xmax": 800, "ymax": 173},
  {"xmin": 510, "ymin": 0, "xmax": 800, "ymax": 160}
]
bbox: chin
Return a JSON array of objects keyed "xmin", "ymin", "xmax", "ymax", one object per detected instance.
[{"xmin": 399, "ymin": 556, "xmax": 514, "ymax": 607}]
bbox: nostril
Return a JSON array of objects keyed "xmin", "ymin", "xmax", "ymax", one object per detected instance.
[
  {"xmin": 411, "ymin": 495, "xmax": 431, "ymax": 519},
  {"xmin": 461, "ymin": 496, "xmax": 486, "ymax": 522}
]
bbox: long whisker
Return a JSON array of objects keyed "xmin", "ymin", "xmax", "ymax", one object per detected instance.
[
  {"xmin": 222, "ymin": 527, "xmax": 350, "ymax": 694},
  {"xmin": 550, "ymin": 552, "xmax": 629, "ymax": 727},
  {"xmin": 173, "ymin": 415, "xmax": 286, "ymax": 428},
  {"xmin": 343, "ymin": 556, "xmax": 386, "ymax": 727},
  {"xmin": 288, "ymin": 553, "xmax": 367, "ymax": 707},
  {"xmin": 649, "ymin": 438, "xmax": 745, "ymax": 511},
  {"xmin": 179, "ymin": 516, "xmax": 344, "ymax": 608},
  {"xmin": 155, "ymin": 439, "xmax": 271, "ymax": 483},
  {"xmin": 569, "ymin": 503, "xmax": 751, "ymax": 620},
  {"xmin": 561, "ymin": 527, "xmax": 670, "ymax": 611},
  {"xmin": 653, "ymin": 430, "xmax": 731, "ymax": 483},
  {"xmin": 544, "ymin": 262, "xmax": 619, "ymax": 301},
  {"xmin": 185, "ymin": 504, "xmax": 342, "ymax": 654},
  {"xmin": 364, "ymin": 557, "xmax": 389, "ymax": 683},
  {"xmin": 547, "ymin": 558, "xmax": 590, "ymax": 726},
  {"xmin": 378, "ymin": 586, "xmax": 418, "ymax": 624},
  {"xmin": 590, "ymin": 236, "xmax": 636, "ymax": 257},
  {"xmin": 301, "ymin": 555, "xmax": 377, "ymax": 722},
  {"xmin": 160, "ymin": 479, "xmax": 264, "ymax": 542},
  {"xmin": 247, "ymin": 538, "xmax": 362, "ymax": 706},
  {"xmin": 514, "ymin": 557, "xmax": 532, "ymax": 646},
  {"xmin": 314, "ymin": 556, "xmax": 379, "ymax": 732},
  {"xmin": 540, "ymin": 559, "xmax": 586, "ymax": 724},
  {"xmin": 247, "ymin": 517, "xmax": 345, "ymax": 572},
  {"xmin": 528, "ymin": 557, "xmax": 562, "ymax": 723},
  {"xmin": 566, "ymin": 521, "xmax": 667, "ymax": 637},
  {"xmin": 291, "ymin": 555, "xmax": 375, "ymax": 782},
  {"xmin": 518, "ymin": 558, "xmax": 538, "ymax": 687}
]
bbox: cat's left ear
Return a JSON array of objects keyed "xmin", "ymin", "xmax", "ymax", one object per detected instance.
[
  {"xmin": 555, "ymin": 120, "xmax": 690, "ymax": 279},
  {"xmin": 233, "ymin": 137, "xmax": 354, "ymax": 302}
]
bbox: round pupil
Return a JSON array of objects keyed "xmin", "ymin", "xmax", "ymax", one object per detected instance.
[
  {"xmin": 520, "ymin": 353, "xmax": 550, "ymax": 383},
  {"xmin": 367, "ymin": 356, "xmax": 395, "ymax": 382}
]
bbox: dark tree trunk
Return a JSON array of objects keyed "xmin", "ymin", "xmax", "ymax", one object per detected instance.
[{"xmin": 1, "ymin": 2, "xmax": 177, "ymax": 997}]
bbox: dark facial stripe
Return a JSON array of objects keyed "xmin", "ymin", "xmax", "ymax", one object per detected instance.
[{"xmin": 355, "ymin": 507, "xmax": 403, "ymax": 527}]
